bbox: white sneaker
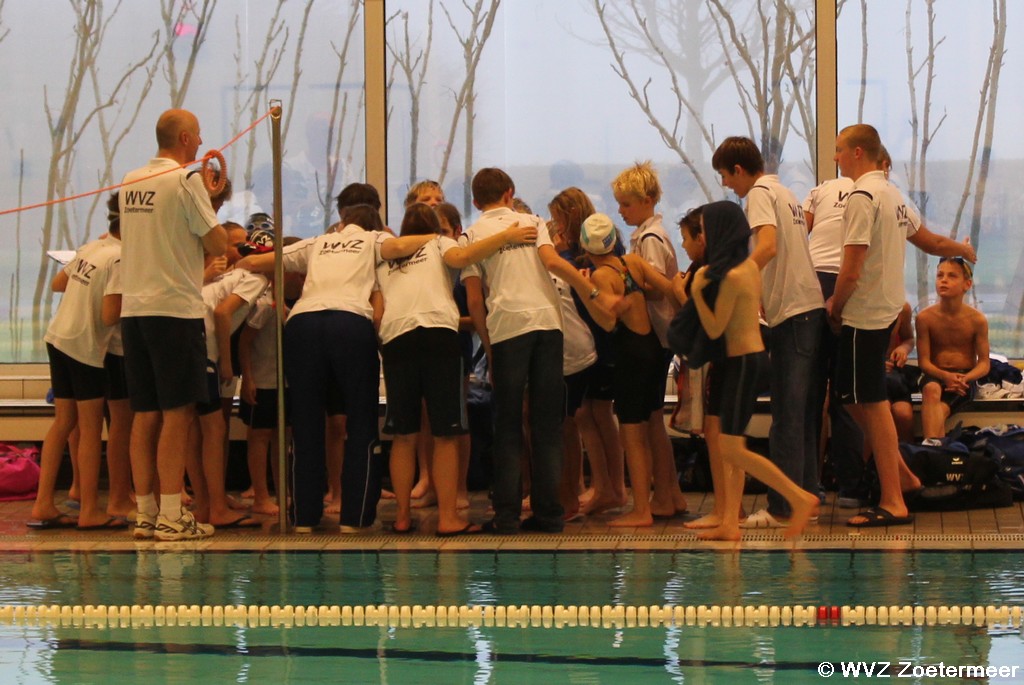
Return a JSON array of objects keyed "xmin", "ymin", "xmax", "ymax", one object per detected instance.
[
  {"xmin": 739, "ymin": 508, "xmax": 789, "ymax": 529},
  {"xmin": 155, "ymin": 509, "xmax": 214, "ymax": 541},
  {"xmin": 134, "ymin": 511, "xmax": 157, "ymax": 539}
]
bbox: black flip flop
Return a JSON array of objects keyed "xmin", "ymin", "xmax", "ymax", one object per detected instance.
[
  {"xmin": 77, "ymin": 516, "xmax": 130, "ymax": 531},
  {"xmin": 26, "ymin": 513, "xmax": 79, "ymax": 530},
  {"xmin": 846, "ymin": 506, "xmax": 914, "ymax": 528}
]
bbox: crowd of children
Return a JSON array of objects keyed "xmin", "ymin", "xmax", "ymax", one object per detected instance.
[{"xmin": 28, "ymin": 112, "xmax": 985, "ymax": 539}]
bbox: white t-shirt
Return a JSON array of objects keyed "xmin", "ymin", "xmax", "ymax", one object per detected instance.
[
  {"xmin": 628, "ymin": 214, "xmax": 678, "ymax": 348},
  {"xmin": 201, "ymin": 268, "xmax": 269, "ymax": 361},
  {"xmin": 244, "ymin": 293, "xmax": 279, "ymax": 390},
  {"xmin": 374, "ymin": 233, "xmax": 460, "ymax": 345},
  {"xmin": 283, "ymin": 224, "xmax": 380, "ymax": 320},
  {"xmin": 803, "ymin": 177, "xmax": 855, "ymax": 274},
  {"xmin": 840, "ymin": 170, "xmax": 920, "ymax": 330},
  {"xmin": 44, "ymin": 236, "xmax": 122, "ymax": 368},
  {"xmin": 745, "ymin": 175, "xmax": 824, "ymax": 327},
  {"xmin": 119, "ymin": 158, "xmax": 220, "ymax": 319},
  {"xmin": 551, "ymin": 273, "xmax": 596, "ymax": 376},
  {"xmin": 460, "ymin": 207, "xmax": 562, "ymax": 345}
]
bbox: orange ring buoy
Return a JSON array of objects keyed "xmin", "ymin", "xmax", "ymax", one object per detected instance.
[{"xmin": 201, "ymin": 149, "xmax": 227, "ymax": 195}]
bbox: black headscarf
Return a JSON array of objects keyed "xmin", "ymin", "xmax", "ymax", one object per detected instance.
[{"xmin": 667, "ymin": 200, "xmax": 751, "ymax": 366}]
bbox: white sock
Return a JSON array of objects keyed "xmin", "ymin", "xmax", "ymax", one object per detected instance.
[
  {"xmin": 160, "ymin": 493, "xmax": 183, "ymax": 519},
  {"xmin": 137, "ymin": 494, "xmax": 158, "ymax": 517}
]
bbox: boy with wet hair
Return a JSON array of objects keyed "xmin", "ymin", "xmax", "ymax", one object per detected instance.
[
  {"xmin": 915, "ymin": 257, "xmax": 989, "ymax": 441},
  {"xmin": 610, "ymin": 160, "xmax": 687, "ymax": 518},
  {"xmin": 687, "ymin": 201, "xmax": 819, "ymax": 541}
]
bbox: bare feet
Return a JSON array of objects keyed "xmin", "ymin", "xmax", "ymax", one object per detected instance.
[
  {"xmin": 456, "ymin": 496, "xmax": 470, "ymax": 510},
  {"xmin": 578, "ymin": 488, "xmax": 595, "ymax": 506},
  {"xmin": 783, "ymin": 492, "xmax": 821, "ymax": 540},
  {"xmin": 409, "ymin": 479, "xmax": 431, "ymax": 500},
  {"xmin": 411, "ymin": 492, "xmax": 438, "ymax": 509},
  {"xmin": 380, "ymin": 489, "xmax": 396, "ymax": 500},
  {"xmin": 251, "ymin": 499, "xmax": 280, "ymax": 516},
  {"xmin": 684, "ymin": 513, "xmax": 723, "ymax": 530},
  {"xmin": 580, "ymin": 493, "xmax": 627, "ymax": 516},
  {"xmin": 697, "ymin": 524, "xmax": 742, "ymax": 541},
  {"xmin": 324, "ymin": 500, "xmax": 341, "ymax": 515},
  {"xmin": 227, "ymin": 495, "xmax": 251, "ymax": 511},
  {"xmin": 608, "ymin": 508, "xmax": 654, "ymax": 528}
]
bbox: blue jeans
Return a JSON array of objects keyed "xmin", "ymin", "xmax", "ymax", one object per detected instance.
[
  {"xmin": 490, "ymin": 329, "xmax": 565, "ymax": 531},
  {"xmin": 767, "ymin": 309, "xmax": 825, "ymax": 517}
]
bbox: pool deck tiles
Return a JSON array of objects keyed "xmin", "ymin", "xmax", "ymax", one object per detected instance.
[{"xmin": 2, "ymin": 491, "xmax": 1023, "ymax": 553}]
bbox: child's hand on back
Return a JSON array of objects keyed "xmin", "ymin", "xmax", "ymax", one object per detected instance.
[{"xmin": 502, "ymin": 221, "xmax": 538, "ymax": 245}]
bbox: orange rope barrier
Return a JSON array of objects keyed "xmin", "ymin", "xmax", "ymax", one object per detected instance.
[{"xmin": 0, "ymin": 108, "xmax": 275, "ymax": 218}]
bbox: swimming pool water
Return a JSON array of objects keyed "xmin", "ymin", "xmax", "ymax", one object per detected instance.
[{"xmin": 1, "ymin": 551, "xmax": 1022, "ymax": 684}]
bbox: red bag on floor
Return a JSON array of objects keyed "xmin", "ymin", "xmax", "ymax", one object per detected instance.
[{"xmin": 0, "ymin": 443, "xmax": 40, "ymax": 501}]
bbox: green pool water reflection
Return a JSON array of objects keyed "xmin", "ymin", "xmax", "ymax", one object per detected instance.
[{"xmin": 0, "ymin": 550, "xmax": 1022, "ymax": 684}]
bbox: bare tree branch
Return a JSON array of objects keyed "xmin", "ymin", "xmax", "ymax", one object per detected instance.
[
  {"xmin": 160, "ymin": 0, "xmax": 218, "ymax": 108},
  {"xmin": 315, "ymin": 0, "xmax": 362, "ymax": 232},
  {"xmin": 436, "ymin": 0, "xmax": 501, "ymax": 215},
  {"xmin": 386, "ymin": 0, "xmax": 435, "ymax": 186}
]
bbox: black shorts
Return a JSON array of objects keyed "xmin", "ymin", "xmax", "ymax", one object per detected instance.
[
  {"xmin": 382, "ymin": 327, "xmax": 467, "ymax": 437},
  {"xmin": 564, "ymin": 365, "xmax": 594, "ymax": 418},
  {"xmin": 834, "ymin": 323, "xmax": 895, "ymax": 405},
  {"xmin": 919, "ymin": 368, "xmax": 976, "ymax": 413},
  {"xmin": 240, "ymin": 387, "xmax": 289, "ymax": 429},
  {"xmin": 612, "ymin": 327, "xmax": 664, "ymax": 424},
  {"xmin": 885, "ymin": 364, "xmax": 921, "ymax": 405},
  {"xmin": 706, "ymin": 351, "xmax": 767, "ymax": 436},
  {"xmin": 122, "ymin": 316, "xmax": 208, "ymax": 412},
  {"xmin": 195, "ymin": 362, "xmax": 222, "ymax": 416},
  {"xmin": 104, "ymin": 353, "xmax": 129, "ymax": 401},
  {"xmin": 585, "ymin": 362, "xmax": 615, "ymax": 401},
  {"xmin": 47, "ymin": 344, "xmax": 106, "ymax": 401}
]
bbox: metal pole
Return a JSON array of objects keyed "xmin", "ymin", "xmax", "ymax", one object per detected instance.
[{"xmin": 269, "ymin": 101, "xmax": 288, "ymax": 533}]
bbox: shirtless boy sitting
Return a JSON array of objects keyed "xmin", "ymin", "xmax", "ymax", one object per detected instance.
[{"xmin": 915, "ymin": 257, "xmax": 989, "ymax": 441}]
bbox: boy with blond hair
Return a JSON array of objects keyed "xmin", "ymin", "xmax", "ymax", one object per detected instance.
[
  {"xmin": 916, "ymin": 258, "xmax": 989, "ymax": 441},
  {"xmin": 611, "ymin": 161, "xmax": 687, "ymax": 518}
]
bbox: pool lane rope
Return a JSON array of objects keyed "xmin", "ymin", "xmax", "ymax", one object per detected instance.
[{"xmin": 0, "ymin": 604, "xmax": 1021, "ymax": 630}]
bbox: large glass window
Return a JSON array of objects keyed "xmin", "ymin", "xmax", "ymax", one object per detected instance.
[
  {"xmin": 0, "ymin": 0, "xmax": 365, "ymax": 362},
  {"xmin": 838, "ymin": 0, "xmax": 1024, "ymax": 353},
  {"xmin": 384, "ymin": 0, "xmax": 816, "ymax": 242}
]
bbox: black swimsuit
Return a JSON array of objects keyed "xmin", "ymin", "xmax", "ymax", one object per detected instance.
[{"xmin": 599, "ymin": 258, "xmax": 664, "ymax": 423}]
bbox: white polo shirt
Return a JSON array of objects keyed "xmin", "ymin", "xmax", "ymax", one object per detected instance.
[
  {"xmin": 803, "ymin": 177, "xmax": 855, "ymax": 274},
  {"xmin": 629, "ymin": 214, "xmax": 678, "ymax": 348},
  {"xmin": 375, "ymin": 233, "xmax": 460, "ymax": 345},
  {"xmin": 44, "ymin": 236, "xmax": 122, "ymax": 368},
  {"xmin": 283, "ymin": 224, "xmax": 380, "ymax": 321},
  {"xmin": 460, "ymin": 207, "xmax": 562, "ymax": 345},
  {"xmin": 745, "ymin": 174, "xmax": 824, "ymax": 327},
  {"xmin": 840, "ymin": 170, "xmax": 920, "ymax": 330},
  {"xmin": 119, "ymin": 158, "xmax": 219, "ymax": 319},
  {"xmin": 201, "ymin": 268, "xmax": 269, "ymax": 361}
]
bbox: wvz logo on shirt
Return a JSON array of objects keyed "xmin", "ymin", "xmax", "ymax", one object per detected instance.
[
  {"xmin": 122, "ymin": 190, "xmax": 156, "ymax": 213},
  {"xmin": 832, "ymin": 191, "xmax": 850, "ymax": 208},
  {"xmin": 788, "ymin": 202, "xmax": 807, "ymax": 227},
  {"xmin": 319, "ymin": 238, "xmax": 365, "ymax": 255},
  {"xmin": 70, "ymin": 259, "xmax": 98, "ymax": 286},
  {"xmin": 386, "ymin": 246, "xmax": 428, "ymax": 273}
]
